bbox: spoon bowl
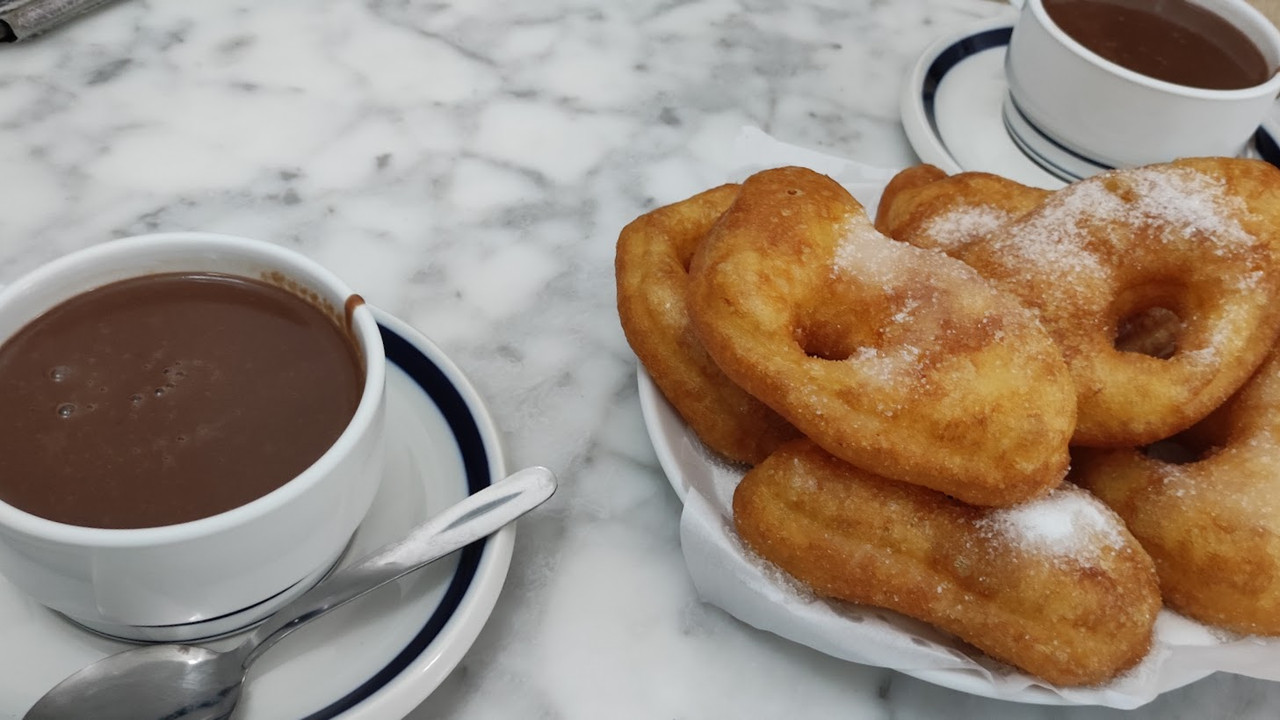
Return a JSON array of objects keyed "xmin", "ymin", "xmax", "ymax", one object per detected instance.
[
  {"xmin": 30, "ymin": 645, "xmax": 243, "ymax": 720},
  {"xmin": 22, "ymin": 466, "xmax": 557, "ymax": 720}
]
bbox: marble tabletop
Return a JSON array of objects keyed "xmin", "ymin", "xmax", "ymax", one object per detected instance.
[{"xmin": 2, "ymin": 0, "xmax": 1279, "ymax": 718}]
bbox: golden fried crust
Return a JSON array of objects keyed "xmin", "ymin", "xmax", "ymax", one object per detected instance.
[
  {"xmin": 874, "ymin": 163, "xmax": 948, "ymax": 229},
  {"xmin": 875, "ymin": 166, "xmax": 1049, "ymax": 254},
  {"xmin": 959, "ymin": 158, "xmax": 1280, "ymax": 447},
  {"xmin": 734, "ymin": 440, "xmax": 1161, "ymax": 686},
  {"xmin": 686, "ymin": 166, "xmax": 1075, "ymax": 506},
  {"xmin": 616, "ymin": 184, "xmax": 800, "ymax": 464},
  {"xmin": 1075, "ymin": 348, "xmax": 1280, "ymax": 635}
]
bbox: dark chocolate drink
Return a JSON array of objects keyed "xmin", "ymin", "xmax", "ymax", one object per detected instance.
[
  {"xmin": 0, "ymin": 273, "xmax": 364, "ymax": 529},
  {"xmin": 1043, "ymin": 0, "xmax": 1272, "ymax": 90}
]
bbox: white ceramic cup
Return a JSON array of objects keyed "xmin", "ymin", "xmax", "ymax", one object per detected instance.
[
  {"xmin": 0, "ymin": 233, "xmax": 386, "ymax": 642},
  {"xmin": 1005, "ymin": 0, "xmax": 1280, "ymax": 175}
]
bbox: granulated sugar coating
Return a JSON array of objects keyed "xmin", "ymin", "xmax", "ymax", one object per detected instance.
[
  {"xmin": 833, "ymin": 212, "xmax": 990, "ymax": 289},
  {"xmin": 846, "ymin": 345, "xmax": 922, "ymax": 388},
  {"xmin": 832, "ymin": 212, "xmax": 916, "ymax": 286},
  {"xmin": 978, "ymin": 485, "xmax": 1125, "ymax": 565},
  {"xmin": 976, "ymin": 165, "xmax": 1253, "ymax": 282},
  {"xmin": 872, "ymin": 164, "xmax": 1051, "ymax": 258},
  {"xmin": 1119, "ymin": 166, "xmax": 1251, "ymax": 249},
  {"xmin": 921, "ymin": 205, "xmax": 1013, "ymax": 252}
]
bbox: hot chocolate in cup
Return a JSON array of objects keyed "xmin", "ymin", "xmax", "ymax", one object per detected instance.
[
  {"xmin": 0, "ymin": 233, "xmax": 386, "ymax": 642},
  {"xmin": 1004, "ymin": 0, "xmax": 1280, "ymax": 179}
]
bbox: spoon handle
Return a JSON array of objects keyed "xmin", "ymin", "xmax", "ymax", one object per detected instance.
[
  {"xmin": 236, "ymin": 466, "xmax": 556, "ymax": 668},
  {"xmin": 0, "ymin": 0, "xmax": 124, "ymax": 41}
]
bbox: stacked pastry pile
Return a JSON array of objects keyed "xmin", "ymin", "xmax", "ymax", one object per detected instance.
[
  {"xmin": 615, "ymin": 159, "xmax": 1280, "ymax": 686},
  {"xmin": 879, "ymin": 159, "xmax": 1280, "ymax": 638}
]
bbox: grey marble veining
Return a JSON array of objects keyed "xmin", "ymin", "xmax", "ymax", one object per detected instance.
[{"xmin": 2, "ymin": 0, "xmax": 1279, "ymax": 718}]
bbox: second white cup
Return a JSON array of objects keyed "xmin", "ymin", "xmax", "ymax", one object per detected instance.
[{"xmin": 1004, "ymin": 0, "xmax": 1280, "ymax": 178}]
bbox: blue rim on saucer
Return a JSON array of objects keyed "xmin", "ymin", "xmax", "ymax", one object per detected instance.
[
  {"xmin": 920, "ymin": 25, "xmax": 1012, "ymax": 139},
  {"xmin": 911, "ymin": 23, "xmax": 1280, "ymax": 182},
  {"xmin": 299, "ymin": 320, "xmax": 494, "ymax": 719},
  {"xmin": 1001, "ymin": 92, "xmax": 1111, "ymax": 182}
]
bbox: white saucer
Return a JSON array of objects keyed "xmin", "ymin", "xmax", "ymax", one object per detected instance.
[
  {"xmin": 3, "ymin": 308, "xmax": 512, "ymax": 720},
  {"xmin": 901, "ymin": 17, "xmax": 1280, "ymax": 189}
]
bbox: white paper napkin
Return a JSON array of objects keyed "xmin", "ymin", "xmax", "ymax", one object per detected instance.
[{"xmin": 667, "ymin": 127, "xmax": 1280, "ymax": 709}]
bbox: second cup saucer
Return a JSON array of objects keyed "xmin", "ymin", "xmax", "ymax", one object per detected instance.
[{"xmin": 901, "ymin": 18, "xmax": 1280, "ymax": 189}]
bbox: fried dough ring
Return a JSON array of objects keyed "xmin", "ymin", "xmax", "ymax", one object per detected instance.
[
  {"xmin": 874, "ymin": 165, "xmax": 1049, "ymax": 254},
  {"xmin": 616, "ymin": 184, "xmax": 800, "ymax": 464},
  {"xmin": 1074, "ymin": 347, "xmax": 1280, "ymax": 635},
  {"xmin": 687, "ymin": 166, "xmax": 1075, "ymax": 506},
  {"xmin": 734, "ymin": 439, "xmax": 1161, "ymax": 686},
  {"xmin": 875, "ymin": 165, "xmax": 1180, "ymax": 358},
  {"xmin": 958, "ymin": 158, "xmax": 1280, "ymax": 447}
]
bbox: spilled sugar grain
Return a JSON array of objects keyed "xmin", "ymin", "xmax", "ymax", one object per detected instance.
[{"xmin": 977, "ymin": 486, "xmax": 1124, "ymax": 566}]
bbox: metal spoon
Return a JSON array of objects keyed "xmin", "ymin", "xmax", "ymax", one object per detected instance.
[{"xmin": 23, "ymin": 465, "xmax": 557, "ymax": 720}]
